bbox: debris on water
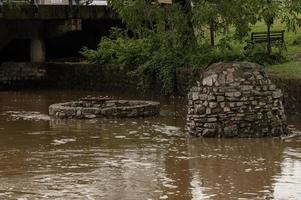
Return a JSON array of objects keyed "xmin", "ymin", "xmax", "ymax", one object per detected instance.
[
  {"xmin": 160, "ymin": 110, "xmax": 176, "ymax": 117},
  {"xmin": 4, "ymin": 111, "xmax": 50, "ymax": 121},
  {"xmin": 245, "ymin": 168, "xmax": 252, "ymax": 172},
  {"xmin": 115, "ymin": 136, "xmax": 126, "ymax": 139},
  {"xmin": 25, "ymin": 131, "xmax": 54, "ymax": 135},
  {"xmin": 90, "ymin": 136, "xmax": 100, "ymax": 139},
  {"xmin": 152, "ymin": 124, "xmax": 184, "ymax": 136},
  {"xmin": 159, "ymin": 195, "xmax": 168, "ymax": 199},
  {"xmin": 52, "ymin": 138, "xmax": 76, "ymax": 145},
  {"xmin": 176, "ymin": 156, "xmax": 197, "ymax": 160},
  {"xmin": 280, "ymin": 126, "xmax": 301, "ymax": 141},
  {"xmin": 129, "ymin": 130, "xmax": 138, "ymax": 134}
]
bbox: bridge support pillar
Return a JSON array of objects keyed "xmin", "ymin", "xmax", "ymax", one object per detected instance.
[{"xmin": 30, "ymin": 38, "xmax": 45, "ymax": 63}]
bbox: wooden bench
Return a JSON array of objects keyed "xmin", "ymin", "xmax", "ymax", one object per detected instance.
[{"xmin": 250, "ymin": 30, "xmax": 285, "ymax": 46}]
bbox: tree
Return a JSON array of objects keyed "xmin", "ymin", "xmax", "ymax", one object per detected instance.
[
  {"xmin": 256, "ymin": 0, "xmax": 301, "ymax": 55},
  {"xmin": 109, "ymin": 0, "xmax": 196, "ymax": 51},
  {"xmin": 191, "ymin": 0, "xmax": 260, "ymax": 47}
]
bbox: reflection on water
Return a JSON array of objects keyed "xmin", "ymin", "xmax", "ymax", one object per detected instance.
[
  {"xmin": 273, "ymin": 147, "xmax": 301, "ymax": 200},
  {"xmin": 0, "ymin": 91, "xmax": 300, "ymax": 199}
]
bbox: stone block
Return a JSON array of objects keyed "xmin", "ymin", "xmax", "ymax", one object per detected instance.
[
  {"xmin": 202, "ymin": 129, "xmax": 217, "ymax": 137},
  {"xmin": 223, "ymin": 107, "xmax": 231, "ymax": 112},
  {"xmin": 272, "ymin": 90, "xmax": 283, "ymax": 99},
  {"xmin": 207, "ymin": 118, "xmax": 217, "ymax": 122},
  {"xmin": 224, "ymin": 125, "xmax": 238, "ymax": 137},
  {"xmin": 202, "ymin": 74, "xmax": 218, "ymax": 86},
  {"xmin": 192, "ymin": 92, "xmax": 199, "ymax": 100},
  {"xmin": 217, "ymin": 96, "xmax": 225, "ymax": 102},
  {"xmin": 209, "ymin": 102, "xmax": 217, "ymax": 108}
]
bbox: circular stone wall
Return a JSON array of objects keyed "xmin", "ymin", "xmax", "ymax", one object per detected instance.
[
  {"xmin": 49, "ymin": 100, "xmax": 160, "ymax": 119},
  {"xmin": 187, "ymin": 62, "xmax": 288, "ymax": 138}
]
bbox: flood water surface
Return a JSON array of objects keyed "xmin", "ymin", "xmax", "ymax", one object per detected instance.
[{"xmin": 0, "ymin": 91, "xmax": 300, "ymax": 200}]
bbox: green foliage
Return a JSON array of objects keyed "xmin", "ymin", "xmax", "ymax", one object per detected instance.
[
  {"xmin": 209, "ymin": 38, "xmax": 245, "ymax": 63},
  {"xmin": 80, "ymin": 29, "xmax": 151, "ymax": 66},
  {"xmin": 192, "ymin": 0, "xmax": 258, "ymax": 39},
  {"xmin": 255, "ymin": 0, "xmax": 301, "ymax": 33},
  {"xmin": 5, "ymin": 0, "xmax": 29, "ymax": 10},
  {"xmin": 135, "ymin": 49, "xmax": 183, "ymax": 94},
  {"xmin": 81, "ymin": 0, "xmax": 301, "ymax": 95},
  {"xmin": 292, "ymin": 36, "xmax": 301, "ymax": 45},
  {"xmin": 244, "ymin": 43, "xmax": 286, "ymax": 65},
  {"xmin": 80, "ymin": 47, "xmax": 103, "ymax": 64}
]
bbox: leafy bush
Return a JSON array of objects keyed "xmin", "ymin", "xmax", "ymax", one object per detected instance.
[
  {"xmin": 80, "ymin": 36, "xmax": 151, "ymax": 67},
  {"xmin": 292, "ymin": 36, "xmax": 301, "ymax": 45},
  {"xmin": 244, "ymin": 43, "xmax": 286, "ymax": 65},
  {"xmin": 135, "ymin": 47, "xmax": 185, "ymax": 94},
  {"xmin": 209, "ymin": 38, "xmax": 246, "ymax": 64},
  {"xmin": 81, "ymin": 29, "xmax": 288, "ymax": 95},
  {"xmin": 80, "ymin": 47, "xmax": 103, "ymax": 64}
]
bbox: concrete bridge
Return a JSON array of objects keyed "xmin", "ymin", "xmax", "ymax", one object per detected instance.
[{"xmin": 0, "ymin": 0, "xmax": 119, "ymax": 62}]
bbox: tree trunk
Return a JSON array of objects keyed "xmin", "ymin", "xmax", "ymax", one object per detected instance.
[
  {"xmin": 175, "ymin": 0, "xmax": 197, "ymax": 48},
  {"xmin": 267, "ymin": 22, "xmax": 271, "ymax": 55},
  {"xmin": 223, "ymin": 21, "xmax": 229, "ymax": 35},
  {"xmin": 266, "ymin": 0, "xmax": 272, "ymax": 55},
  {"xmin": 210, "ymin": 21, "xmax": 215, "ymax": 46}
]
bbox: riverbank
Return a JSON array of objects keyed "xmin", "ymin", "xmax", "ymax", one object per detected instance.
[{"xmin": 0, "ymin": 61, "xmax": 300, "ymax": 115}]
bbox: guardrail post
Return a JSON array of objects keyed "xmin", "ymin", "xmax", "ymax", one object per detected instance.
[
  {"xmin": 30, "ymin": 0, "xmax": 39, "ymax": 14},
  {"xmin": 68, "ymin": 0, "xmax": 73, "ymax": 18},
  {"xmin": 75, "ymin": 0, "xmax": 80, "ymax": 18}
]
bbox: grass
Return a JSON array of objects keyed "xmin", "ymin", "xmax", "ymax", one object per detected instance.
[{"xmin": 265, "ymin": 61, "xmax": 301, "ymax": 79}]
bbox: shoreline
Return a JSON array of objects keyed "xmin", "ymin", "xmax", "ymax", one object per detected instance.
[{"xmin": 0, "ymin": 61, "xmax": 300, "ymax": 115}]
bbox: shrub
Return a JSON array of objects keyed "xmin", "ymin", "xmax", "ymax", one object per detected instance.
[
  {"xmin": 210, "ymin": 39, "xmax": 246, "ymax": 64},
  {"xmin": 244, "ymin": 43, "xmax": 286, "ymax": 65},
  {"xmin": 292, "ymin": 36, "xmax": 301, "ymax": 45},
  {"xmin": 80, "ymin": 31, "xmax": 151, "ymax": 67},
  {"xmin": 135, "ymin": 47, "xmax": 185, "ymax": 95}
]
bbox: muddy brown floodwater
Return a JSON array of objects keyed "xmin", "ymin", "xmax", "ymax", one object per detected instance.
[{"xmin": 0, "ymin": 90, "xmax": 300, "ymax": 200}]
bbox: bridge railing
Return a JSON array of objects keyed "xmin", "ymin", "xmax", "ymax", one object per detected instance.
[
  {"xmin": 0, "ymin": 0, "xmax": 107, "ymax": 17},
  {"xmin": 0, "ymin": 0, "xmax": 107, "ymax": 5},
  {"xmin": 84, "ymin": 0, "xmax": 107, "ymax": 5},
  {"xmin": 1, "ymin": 0, "xmax": 31, "ymax": 4}
]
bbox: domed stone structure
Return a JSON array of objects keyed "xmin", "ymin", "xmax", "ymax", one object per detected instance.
[{"xmin": 186, "ymin": 62, "xmax": 288, "ymax": 137}]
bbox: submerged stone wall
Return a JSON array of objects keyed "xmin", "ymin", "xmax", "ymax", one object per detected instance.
[
  {"xmin": 187, "ymin": 62, "xmax": 288, "ymax": 138},
  {"xmin": 49, "ymin": 100, "xmax": 160, "ymax": 119},
  {"xmin": 0, "ymin": 62, "xmax": 47, "ymax": 89}
]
